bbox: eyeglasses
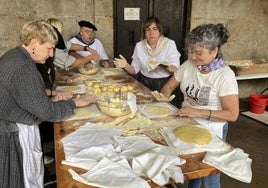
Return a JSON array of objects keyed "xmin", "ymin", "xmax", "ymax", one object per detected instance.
[{"xmin": 145, "ymin": 27, "xmax": 159, "ymax": 32}]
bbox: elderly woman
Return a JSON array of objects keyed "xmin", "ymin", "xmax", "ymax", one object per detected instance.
[
  {"xmin": 152, "ymin": 23, "xmax": 239, "ymax": 188},
  {"xmin": 0, "ymin": 20, "xmax": 96, "ymax": 188},
  {"xmin": 114, "ymin": 16, "xmax": 183, "ymax": 108}
]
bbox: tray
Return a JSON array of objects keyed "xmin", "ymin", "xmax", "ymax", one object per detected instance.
[{"xmin": 227, "ymin": 60, "xmax": 268, "ymax": 76}]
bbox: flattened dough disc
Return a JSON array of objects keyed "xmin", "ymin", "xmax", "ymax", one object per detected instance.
[{"xmin": 173, "ymin": 126, "xmax": 212, "ymax": 145}]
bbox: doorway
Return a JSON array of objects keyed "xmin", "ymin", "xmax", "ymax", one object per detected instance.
[{"xmin": 113, "ymin": 0, "xmax": 191, "ymax": 63}]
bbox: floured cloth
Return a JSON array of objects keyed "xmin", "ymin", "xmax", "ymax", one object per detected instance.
[
  {"xmin": 65, "ymin": 104, "xmax": 102, "ymax": 121},
  {"xmin": 61, "ymin": 123, "xmax": 186, "ymax": 186},
  {"xmin": 203, "ymin": 148, "xmax": 252, "ymax": 183},
  {"xmin": 161, "ymin": 125, "xmax": 231, "ymax": 154},
  {"xmin": 114, "ymin": 135, "xmax": 185, "ymax": 185},
  {"xmin": 61, "ymin": 123, "xmax": 122, "ymax": 160},
  {"xmin": 68, "ymin": 158, "xmax": 150, "ymax": 188}
]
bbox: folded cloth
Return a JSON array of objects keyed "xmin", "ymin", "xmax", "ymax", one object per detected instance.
[
  {"xmin": 202, "ymin": 148, "xmax": 252, "ymax": 183},
  {"xmin": 115, "ymin": 135, "xmax": 186, "ymax": 185},
  {"xmin": 68, "ymin": 158, "xmax": 150, "ymax": 188},
  {"xmin": 132, "ymin": 147, "xmax": 185, "ymax": 185},
  {"xmin": 61, "ymin": 123, "xmax": 122, "ymax": 159}
]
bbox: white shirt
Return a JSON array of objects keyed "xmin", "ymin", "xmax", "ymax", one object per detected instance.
[
  {"xmin": 174, "ymin": 59, "xmax": 239, "ymax": 138},
  {"xmin": 69, "ymin": 37, "xmax": 109, "ymax": 61},
  {"xmin": 53, "ymin": 41, "xmax": 76, "ymax": 70},
  {"xmin": 131, "ymin": 39, "xmax": 181, "ymax": 78}
]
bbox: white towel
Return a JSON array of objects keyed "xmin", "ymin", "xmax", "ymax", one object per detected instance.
[
  {"xmin": 68, "ymin": 158, "xmax": 150, "ymax": 188},
  {"xmin": 202, "ymin": 148, "xmax": 252, "ymax": 183}
]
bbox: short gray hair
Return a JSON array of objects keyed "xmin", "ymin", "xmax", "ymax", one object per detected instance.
[{"xmin": 186, "ymin": 23, "xmax": 229, "ymax": 51}]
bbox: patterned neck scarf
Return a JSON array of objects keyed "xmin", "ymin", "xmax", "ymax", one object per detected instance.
[
  {"xmin": 74, "ymin": 33, "xmax": 95, "ymax": 46},
  {"xmin": 197, "ymin": 56, "xmax": 224, "ymax": 72}
]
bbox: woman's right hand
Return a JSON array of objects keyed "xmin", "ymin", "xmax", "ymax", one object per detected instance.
[
  {"xmin": 72, "ymin": 94, "xmax": 97, "ymax": 107},
  {"xmin": 114, "ymin": 54, "xmax": 127, "ymax": 68},
  {"xmin": 151, "ymin": 90, "xmax": 175, "ymax": 102}
]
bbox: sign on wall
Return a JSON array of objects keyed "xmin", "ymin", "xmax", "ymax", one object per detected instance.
[{"xmin": 124, "ymin": 8, "xmax": 140, "ymax": 20}]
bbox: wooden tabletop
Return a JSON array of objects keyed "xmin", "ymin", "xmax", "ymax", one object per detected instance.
[{"xmin": 53, "ymin": 68, "xmax": 220, "ymax": 188}]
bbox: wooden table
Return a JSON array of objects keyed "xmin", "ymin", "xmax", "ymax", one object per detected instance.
[{"xmin": 54, "ymin": 68, "xmax": 220, "ymax": 188}]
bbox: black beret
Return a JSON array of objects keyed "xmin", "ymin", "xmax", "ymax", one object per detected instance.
[{"xmin": 78, "ymin": 20, "xmax": 97, "ymax": 31}]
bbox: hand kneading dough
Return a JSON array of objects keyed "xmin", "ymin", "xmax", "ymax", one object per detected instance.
[
  {"xmin": 173, "ymin": 126, "xmax": 212, "ymax": 145},
  {"xmin": 144, "ymin": 105, "xmax": 171, "ymax": 115},
  {"xmin": 74, "ymin": 107, "xmax": 91, "ymax": 118}
]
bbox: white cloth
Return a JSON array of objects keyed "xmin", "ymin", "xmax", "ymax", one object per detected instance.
[
  {"xmin": 53, "ymin": 48, "xmax": 76, "ymax": 70},
  {"xmin": 61, "ymin": 123, "xmax": 122, "ymax": 160},
  {"xmin": 61, "ymin": 123, "xmax": 185, "ymax": 187},
  {"xmin": 132, "ymin": 147, "xmax": 185, "ymax": 185},
  {"xmin": 115, "ymin": 135, "xmax": 185, "ymax": 185},
  {"xmin": 174, "ymin": 59, "xmax": 239, "ymax": 138},
  {"xmin": 17, "ymin": 123, "xmax": 43, "ymax": 188},
  {"xmin": 126, "ymin": 92, "xmax": 137, "ymax": 114},
  {"xmin": 131, "ymin": 37, "xmax": 181, "ymax": 78},
  {"xmin": 203, "ymin": 148, "xmax": 252, "ymax": 183},
  {"xmin": 68, "ymin": 158, "xmax": 150, "ymax": 188},
  {"xmin": 193, "ymin": 117, "xmax": 224, "ymax": 138},
  {"xmin": 69, "ymin": 37, "xmax": 109, "ymax": 61}
]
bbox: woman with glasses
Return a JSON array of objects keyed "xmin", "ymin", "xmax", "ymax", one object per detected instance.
[{"xmin": 114, "ymin": 16, "xmax": 183, "ymax": 108}]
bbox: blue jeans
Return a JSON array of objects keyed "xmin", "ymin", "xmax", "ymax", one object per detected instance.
[{"xmin": 187, "ymin": 123, "xmax": 229, "ymax": 188}]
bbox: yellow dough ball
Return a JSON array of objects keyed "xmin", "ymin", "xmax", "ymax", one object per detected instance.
[{"xmin": 120, "ymin": 86, "xmax": 128, "ymax": 92}]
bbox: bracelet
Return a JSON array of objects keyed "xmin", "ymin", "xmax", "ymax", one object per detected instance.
[
  {"xmin": 84, "ymin": 46, "xmax": 87, "ymax": 51},
  {"xmin": 207, "ymin": 109, "xmax": 212, "ymax": 121}
]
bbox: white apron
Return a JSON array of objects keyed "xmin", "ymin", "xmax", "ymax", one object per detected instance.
[{"xmin": 17, "ymin": 123, "xmax": 44, "ymax": 188}]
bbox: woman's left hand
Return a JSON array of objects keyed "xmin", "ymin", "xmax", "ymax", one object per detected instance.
[
  {"xmin": 52, "ymin": 90, "xmax": 73, "ymax": 101},
  {"xmin": 151, "ymin": 90, "xmax": 175, "ymax": 102},
  {"xmin": 176, "ymin": 107, "xmax": 201, "ymax": 118}
]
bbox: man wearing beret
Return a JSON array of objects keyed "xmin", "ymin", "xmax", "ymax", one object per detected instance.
[{"xmin": 69, "ymin": 20, "xmax": 110, "ymax": 68}]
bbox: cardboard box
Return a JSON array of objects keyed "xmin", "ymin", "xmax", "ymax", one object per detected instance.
[{"xmin": 227, "ymin": 60, "xmax": 268, "ymax": 76}]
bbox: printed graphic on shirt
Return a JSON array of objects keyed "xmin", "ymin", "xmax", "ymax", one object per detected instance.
[{"xmin": 185, "ymin": 84, "xmax": 211, "ymax": 106}]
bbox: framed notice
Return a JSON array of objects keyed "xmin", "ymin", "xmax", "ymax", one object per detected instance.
[{"xmin": 124, "ymin": 8, "xmax": 140, "ymax": 20}]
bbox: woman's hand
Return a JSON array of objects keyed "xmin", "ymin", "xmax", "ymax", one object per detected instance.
[
  {"xmin": 72, "ymin": 94, "xmax": 97, "ymax": 107},
  {"xmin": 176, "ymin": 107, "xmax": 202, "ymax": 118},
  {"xmin": 52, "ymin": 90, "xmax": 73, "ymax": 101},
  {"xmin": 151, "ymin": 90, "xmax": 175, "ymax": 102},
  {"xmin": 114, "ymin": 54, "xmax": 127, "ymax": 68}
]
